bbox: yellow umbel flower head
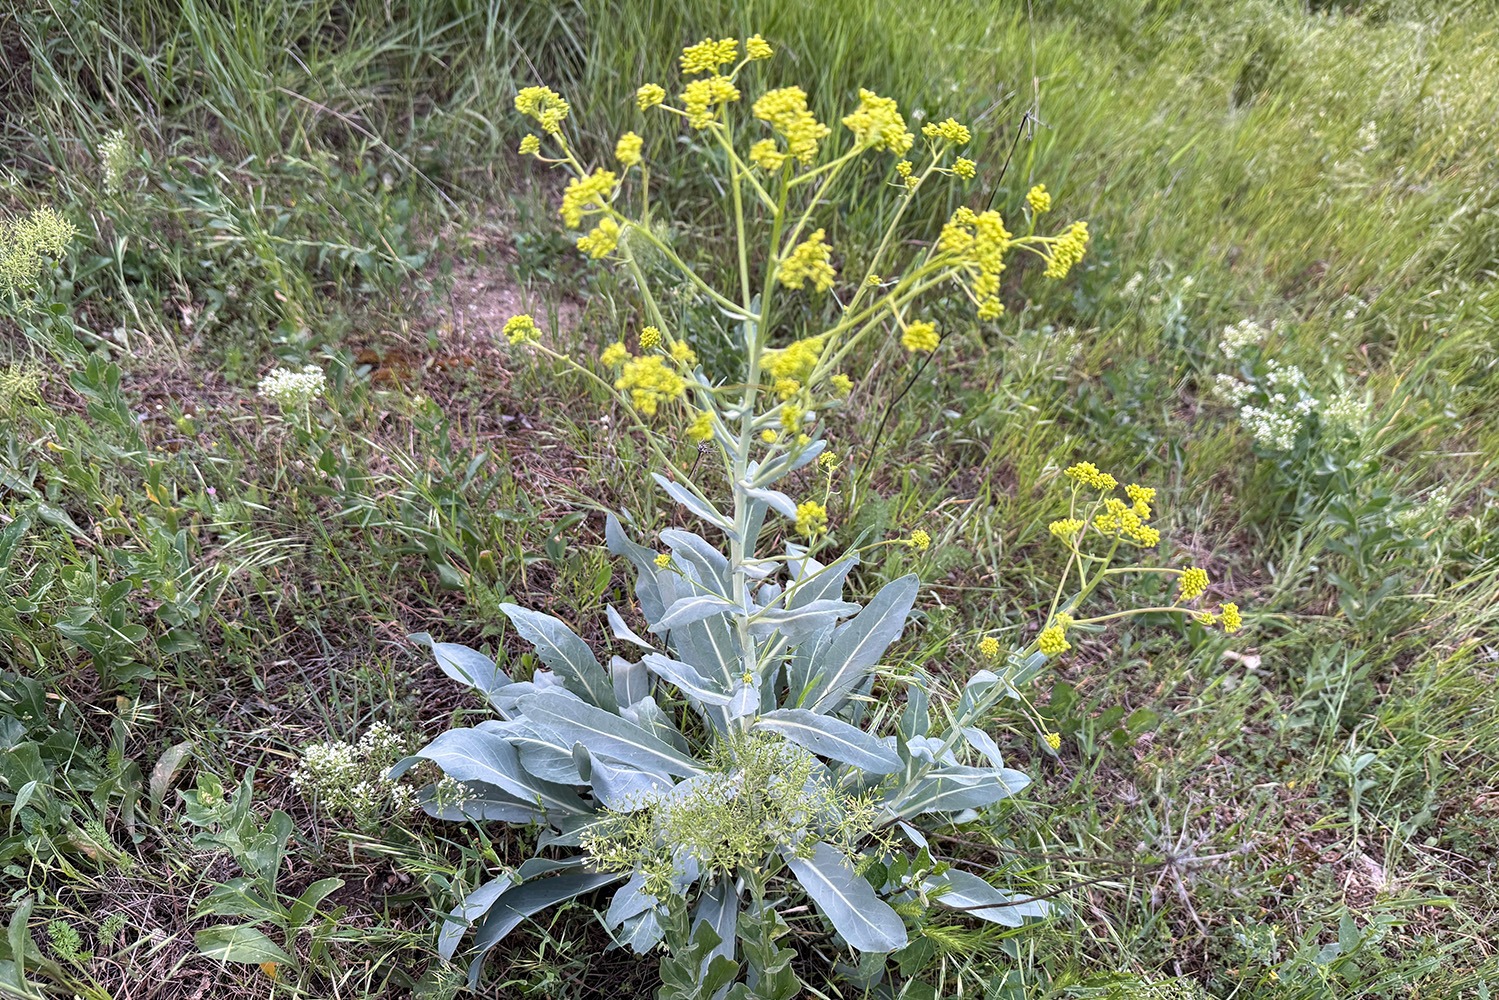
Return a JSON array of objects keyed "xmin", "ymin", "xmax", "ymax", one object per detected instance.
[
  {"xmin": 753, "ymin": 87, "xmax": 830, "ymax": 165},
  {"xmin": 615, "ymin": 132, "xmax": 644, "ymax": 168},
  {"xmin": 977, "ymin": 298, "xmax": 1004, "ymax": 321},
  {"xmin": 908, "ymin": 529, "xmax": 931, "ymax": 551},
  {"xmin": 830, "ymin": 373, "xmax": 853, "ymax": 396},
  {"xmin": 746, "ymin": 34, "xmax": 773, "ymax": 60},
  {"xmin": 576, "ymin": 217, "xmax": 620, "ymax": 258},
  {"xmin": 1049, "ymin": 518, "xmax": 1085, "ymax": 539},
  {"xmin": 778, "ymin": 230, "xmax": 836, "ymax": 292},
  {"xmin": 760, "ymin": 429, "xmax": 779, "ymax": 444},
  {"xmin": 503, "ymin": 314, "xmax": 539, "ymax": 345},
  {"xmin": 680, "ymin": 75, "xmax": 741, "ymax": 129},
  {"xmin": 978, "ymin": 635, "xmax": 1001, "ymax": 659},
  {"xmin": 680, "ymin": 37, "xmax": 739, "ymax": 75},
  {"xmin": 817, "ymin": 451, "xmax": 838, "ymax": 472},
  {"xmin": 921, "ymin": 117, "xmax": 972, "ymax": 145},
  {"xmin": 952, "ymin": 158, "xmax": 977, "ymax": 181},
  {"xmin": 795, "ymin": 500, "xmax": 829, "ymax": 537},
  {"xmin": 686, "ymin": 410, "xmax": 714, "ymax": 444},
  {"xmin": 766, "ymin": 336, "xmax": 825, "ymax": 383},
  {"xmin": 615, "ymin": 355, "xmax": 686, "ymax": 415},
  {"xmin": 1044, "ymin": 732, "xmax": 1062, "ymax": 751},
  {"xmin": 1063, "ymin": 462, "xmax": 1117, "ymax": 491},
  {"xmin": 1220, "ymin": 602, "xmax": 1243, "ymax": 634},
  {"xmin": 654, "ymin": 552, "xmax": 672, "ymax": 569},
  {"xmin": 1038, "ymin": 626, "xmax": 1070, "ymax": 656},
  {"xmin": 559, "ymin": 169, "xmax": 616, "ymax": 229},
  {"xmin": 639, "ymin": 326, "xmax": 662, "ymax": 351},
  {"xmin": 841, "ymin": 89, "xmax": 914, "ymax": 154},
  {"xmin": 518, "ymin": 134, "xmax": 541, "ymax": 156},
  {"xmin": 670, "ymin": 340, "xmax": 697, "ymax": 365},
  {"xmin": 902, "ymin": 321, "xmax": 939, "ymax": 354},
  {"xmin": 515, "ymin": 86, "xmax": 571, "ymax": 134},
  {"xmin": 1178, "ymin": 567, "xmax": 1210, "ymax": 601},
  {"xmin": 1125, "ymin": 483, "xmax": 1156, "ymax": 520},
  {"xmin": 749, "ymin": 139, "xmax": 786, "ymax": 171},
  {"xmin": 1044, "ymin": 221, "xmax": 1090, "ymax": 279},
  {"xmin": 1026, "ymin": 184, "xmax": 1052, "ymax": 213},
  {"xmin": 600, "ymin": 341, "xmax": 630, "ymax": 368},
  {"xmin": 636, "ymin": 84, "xmax": 666, "ymax": 110}
]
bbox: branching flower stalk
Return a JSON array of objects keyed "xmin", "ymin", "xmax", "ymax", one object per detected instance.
[
  {"xmin": 400, "ymin": 33, "xmax": 1242, "ymax": 994},
  {"xmin": 508, "ymin": 39, "xmax": 1091, "ymax": 734}
]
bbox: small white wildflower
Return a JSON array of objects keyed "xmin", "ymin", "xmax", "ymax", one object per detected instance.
[
  {"xmin": 1219, "ymin": 319, "xmax": 1267, "ymax": 361},
  {"xmin": 257, "ymin": 364, "xmax": 327, "ymax": 408},
  {"xmin": 1213, "ymin": 373, "xmax": 1254, "ymax": 407},
  {"xmin": 1357, "ymin": 120, "xmax": 1378, "ymax": 152},
  {"xmin": 98, "ymin": 129, "xmax": 133, "ymax": 193},
  {"xmin": 1122, "ymin": 272, "xmax": 1144, "ymax": 296}
]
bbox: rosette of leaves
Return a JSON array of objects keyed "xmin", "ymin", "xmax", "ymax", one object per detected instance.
[{"xmin": 396, "ymin": 478, "xmax": 1049, "ymax": 994}]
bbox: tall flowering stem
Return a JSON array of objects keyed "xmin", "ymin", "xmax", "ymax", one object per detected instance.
[{"xmin": 506, "ymin": 43, "xmax": 1095, "ymax": 729}]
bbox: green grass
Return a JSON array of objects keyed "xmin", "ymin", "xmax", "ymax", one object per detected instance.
[{"xmin": 3, "ymin": 0, "xmax": 1499, "ymax": 996}]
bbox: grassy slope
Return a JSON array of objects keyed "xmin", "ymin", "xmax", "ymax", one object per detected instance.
[{"xmin": 2, "ymin": 0, "xmax": 1497, "ymax": 996}]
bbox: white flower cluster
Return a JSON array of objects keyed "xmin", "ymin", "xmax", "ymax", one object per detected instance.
[
  {"xmin": 290, "ymin": 722, "xmax": 419, "ymax": 821},
  {"xmin": 1389, "ymin": 486, "xmax": 1450, "ymax": 535},
  {"xmin": 257, "ymin": 364, "xmax": 326, "ymax": 407},
  {"xmin": 98, "ymin": 129, "xmax": 132, "ymax": 193},
  {"xmin": 1320, "ymin": 390, "xmax": 1367, "ymax": 433},
  {"xmin": 1213, "ymin": 355, "xmax": 1318, "ymax": 452},
  {"xmin": 1219, "ymin": 318, "xmax": 1271, "ymax": 361}
]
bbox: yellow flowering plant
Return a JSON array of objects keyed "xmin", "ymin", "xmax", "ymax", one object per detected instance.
[{"xmin": 394, "ymin": 34, "xmax": 1229, "ymax": 997}]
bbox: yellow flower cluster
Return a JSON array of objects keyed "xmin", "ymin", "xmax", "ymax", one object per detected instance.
[
  {"xmin": 1044, "ymin": 221, "xmax": 1090, "ymax": 279},
  {"xmin": 1125, "ymin": 483, "xmax": 1155, "ymax": 520},
  {"xmin": 1049, "ymin": 518, "xmax": 1085, "ymax": 538},
  {"xmin": 503, "ymin": 314, "xmax": 539, "ymax": 345},
  {"xmin": 576, "ymin": 216, "xmax": 620, "ymax": 258},
  {"xmin": 749, "ymin": 139, "xmax": 786, "ymax": 171},
  {"xmin": 817, "ymin": 451, "xmax": 839, "ymax": 471},
  {"xmin": 829, "ymin": 373, "xmax": 853, "ymax": 395},
  {"xmin": 780, "ymin": 402, "xmax": 803, "ymax": 431},
  {"xmin": 686, "ymin": 410, "xmax": 714, "ymax": 443},
  {"xmin": 778, "ymin": 229, "xmax": 836, "ymax": 292},
  {"xmin": 841, "ymin": 89, "xmax": 914, "ymax": 154},
  {"xmin": 922, "ymin": 117, "xmax": 971, "ymax": 145},
  {"xmin": 1178, "ymin": 567, "xmax": 1210, "ymax": 601},
  {"xmin": 937, "ymin": 206, "xmax": 1011, "ymax": 320},
  {"xmin": 680, "ymin": 37, "xmax": 738, "ymax": 75},
  {"xmin": 654, "ymin": 552, "xmax": 672, "ymax": 568},
  {"xmin": 766, "ymin": 335, "xmax": 825, "ymax": 384},
  {"xmin": 1044, "ymin": 732, "xmax": 1062, "ymax": 751},
  {"xmin": 1221, "ymin": 602, "xmax": 1242, "ymax": 633},
  {"xmin": 952, "ymin": 157, "xmax": 977, "ymax": 181},
  {"xmin": 1095, "ymin": 496, "xmax": 1160, "ymax": 547},
  {"xmin": 634, "ymin": 327, "xmax": 659, "ymax": 351},
  {"xmin": 908, "ymin": 529, "xmax": 931, "ymax": 551},
  {"xmin": 978, "ymin": 635, "xmax": 1001, "ymax": 659},
  {"xmin": 519, "ymin": 134, "xmax": 541, "ymax": 156},
  {"xmin": 1038, "ymin": 625, "xmax": 1070, "ymax": 656},
  {"xmin": 600, "ymin": 341, "xmax": 630, "ymax": 367},
  {"xmin": 681, "ymin": 75, "xmax": 741, "ymax": 129},
  {"xmin": 515, "ymin": 86, "xmax": 571, "ymax": 135},
  {"xmin": 1026, "ymin": 184, "xmax": 1052, "ymax": 214},
  {"xmin": 795, "ymin": 500, "xmax": 828, "ymax": 537},
  {"xmin": 1064, "ymin": 462, "xmax": 1117, "ymax": 491},
  {"xmin": 615, "ymin": 355, "xmax": 686, "ymax": 415},
  {"xmin": 753, "ymin": 87, "xmax": 830, "ymax": 165},
  {"xmin": 746, "ymin": 34, "xmax": 773, "ymax": 60},
  {"xmin": 901, "ymin": 320, "xmax": 939, "ymax": 354},
  {"xmin": 636, "ymin": 84, "xmax": 666, "ymax": 110},
  {"xmin": 559, "ymin": 169, "xmax": 616, "ymax": 228},
  {"xmin": 615, "ymin": 132, "xmax": 643, "ymax": 167}
]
